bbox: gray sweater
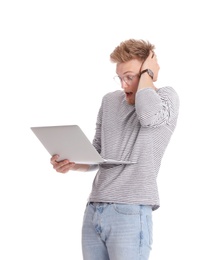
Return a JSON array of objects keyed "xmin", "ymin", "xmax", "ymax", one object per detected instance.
[{"xmin": 88, "ymin": 87, "xmax": 179, "ymax": 210}]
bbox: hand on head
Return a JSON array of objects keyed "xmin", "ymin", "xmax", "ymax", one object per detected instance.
[{"xmin": 141, "ymin": 51, "xmax": 160, "ymax": 81}]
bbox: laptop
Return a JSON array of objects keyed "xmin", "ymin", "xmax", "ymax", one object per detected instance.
[{"xmin": 30, "ymin": 125, "xmax": 135, "ymax": 165}]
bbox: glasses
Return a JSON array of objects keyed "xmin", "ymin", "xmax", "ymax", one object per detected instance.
[
  {"xmin": 113, "ymin": 74, "xmax": 140, "ymax": 86},
  {"xmin": 113, "ymin": 60, "xmax": 145, "ymax": 86}
]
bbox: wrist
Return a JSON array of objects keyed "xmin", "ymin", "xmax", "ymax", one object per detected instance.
[
  {"xmin": 140, "ymin": 69, "xmax": 154, "ymax": 80},
  {"xmin": 138, "ymin": 71, "xmax": 155, "ymax": 91},
  {"xmin": 73, "ymin": 163, "xmax": 90, "ymax": 172}
]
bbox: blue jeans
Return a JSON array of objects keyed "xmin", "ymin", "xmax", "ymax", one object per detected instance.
[{"xmin": 82, "ymin": 202, "xmax": 153, "ymax": 260}]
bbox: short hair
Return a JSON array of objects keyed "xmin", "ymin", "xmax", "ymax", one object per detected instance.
[{"xmin": 110, "ymin": 39, "xmax": 155, "ymax": 63}]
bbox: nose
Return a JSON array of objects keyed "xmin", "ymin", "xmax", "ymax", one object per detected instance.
[{"xmin": 121, "ymin": 79, "xmax": 128, "ymax": 89}]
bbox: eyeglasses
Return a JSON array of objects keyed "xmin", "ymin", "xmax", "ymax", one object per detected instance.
[
  {"xmin": 113, "ymin": 74, "xmax": 140, "ymax": 86},
  {"xmin": 113, "ymin": 60, "xmax": 145, "ymax": 86}
]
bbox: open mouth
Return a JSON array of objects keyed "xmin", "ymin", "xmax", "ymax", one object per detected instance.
[{"xmin": 125, "ymin": 92, "xmax": 133, "ymax": 97}]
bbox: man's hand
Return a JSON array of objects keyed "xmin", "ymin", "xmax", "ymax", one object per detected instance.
[
  {"xmin": 50, "ymin": 154, "xmax": 90, "ymax": 173},
  {"xmin": 50, "ymin": 154, "xmax": 76, "ymax": 173},
  {"xmin": 141, "ymin": 51, "xmax": 160, "ymax": 82}
]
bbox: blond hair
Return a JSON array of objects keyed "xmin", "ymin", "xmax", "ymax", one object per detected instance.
[{"xmin": 110, "ymin": 39, "xmax": 155, "ymax": 63}]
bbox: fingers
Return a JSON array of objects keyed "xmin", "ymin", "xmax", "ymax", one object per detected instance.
[
  {"xmin": 142, "ymin": 51, "xmax": 159, "ymax": 82},
  {"xmin": 150, "ymin": 50, "xmax": 157, "ymax": 60},
  {"xmin": 147, "ymin": 50, "xmax": 154, "ymax": 58},
  {"xmin": 149, "ymin": 51, "xmax": 159, "ymax": 65},
  {"xmin": 151, "ymin": 51, "xmax": 155, "ymax": 58},
  {"xmin": 142, "ymin": 51, "xmax": 158, "ymax": 70},
  {"xmin": 50, "ymin": 154, "xmax": 59, "ymax": 164},
  {"xmin": 50, "ymin": 154, "xmax": 75, "ymax": 173},
  {"xmin": 56, "ymin": 161, "xmax": 75, "ymax": 173}
]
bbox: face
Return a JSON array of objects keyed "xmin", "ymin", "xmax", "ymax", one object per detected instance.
[{"xmin": 116, "ymin": 59, "xmax": 142, "ymax": 105}]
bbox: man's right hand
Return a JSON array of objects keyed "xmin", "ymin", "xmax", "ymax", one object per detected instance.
[
  {"xmin": 50, "ymin": 154, "xmax": 76, "ymax": 174},
  {"xmin": 50, "ymin": 154, "xmax": 90, "ymax": 173}
]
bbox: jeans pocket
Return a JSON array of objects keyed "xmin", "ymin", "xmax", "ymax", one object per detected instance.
[{"xmin": 113, "ymin": 203, "xmax": 140, "ymax": 215}]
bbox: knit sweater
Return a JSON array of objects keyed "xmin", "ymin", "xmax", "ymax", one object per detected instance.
[{"xmin": 88, "ymin": 87, "xmax": 179, "ymax": 210}]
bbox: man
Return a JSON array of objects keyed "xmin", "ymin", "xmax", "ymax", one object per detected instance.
[{"xmin": 51, "ymin": 39, "xmax": 179, "ymax": 260}]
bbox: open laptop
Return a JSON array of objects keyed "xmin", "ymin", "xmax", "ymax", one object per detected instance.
[{"xmin": 30, "ymin": 125, "xmax": 135, "ymax": 165}]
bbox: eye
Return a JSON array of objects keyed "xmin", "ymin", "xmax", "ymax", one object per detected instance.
[{"xmin": 126, "ymin": 75, "xmax": 134, "ymax": 81}]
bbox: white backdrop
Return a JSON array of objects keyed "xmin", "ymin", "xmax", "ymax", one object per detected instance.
[{"xmin": 1, "ymin": 0, "xmax": 214, "ymax": 259}]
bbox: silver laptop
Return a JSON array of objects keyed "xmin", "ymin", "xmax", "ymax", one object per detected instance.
[{"xmin": 31, "ymin": 125, "xmax": 135, "ymax": 165}]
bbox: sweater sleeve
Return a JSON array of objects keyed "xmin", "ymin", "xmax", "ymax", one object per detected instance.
[
  {"xmin": 85, "ymin": 99, "xmax": 103, "ymax": 172},
  {"xmin": 135, "ymin": 87, "xmax": 179, "ymax": 128},
  {"xmin": 92, "ymin": 99, "xmax": 103, "ymax": 154}
]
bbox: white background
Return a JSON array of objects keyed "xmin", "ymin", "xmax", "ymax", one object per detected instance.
[{"xmin": 0, "ymin": 0, "xmax": 214, "ymax": 259}]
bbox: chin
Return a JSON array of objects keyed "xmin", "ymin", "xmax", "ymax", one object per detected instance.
[{"xmin": 126, "ymin": 99, "xmax": 135, "ymax": 105}]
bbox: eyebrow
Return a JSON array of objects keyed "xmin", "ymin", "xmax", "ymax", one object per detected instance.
[
  {"xmin": 124, "ymin": 71, "xmax": 135, "ymax": 75},
  {"xmin": 117, "ymin": 70, "xmax": 135, "ymax": 76}
]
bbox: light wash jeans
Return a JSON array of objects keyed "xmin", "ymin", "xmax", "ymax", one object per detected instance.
[{"xmin": 82, "ymin": 202, "xmax": 153, "ymax": 260}]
